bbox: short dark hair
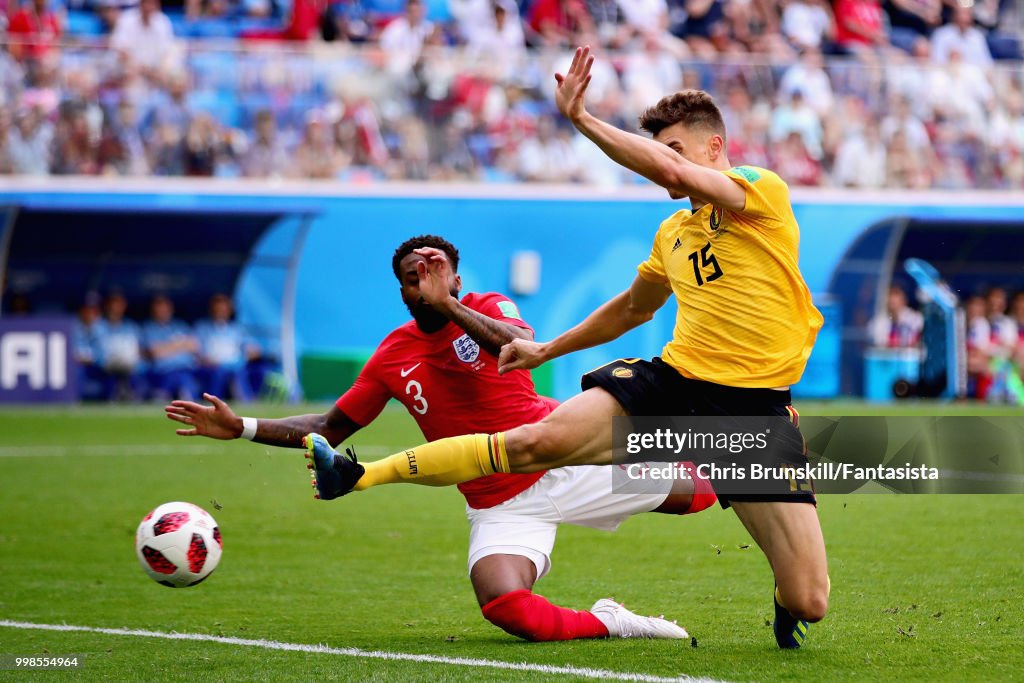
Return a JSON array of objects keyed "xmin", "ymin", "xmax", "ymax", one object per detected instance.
[
  {"xmin": 392, "ymin": 235, "xmax": 460, "ymax": 281},
  {"xmin": 639, "ymin": 90, "xmax": 726, "ymax": 140}
]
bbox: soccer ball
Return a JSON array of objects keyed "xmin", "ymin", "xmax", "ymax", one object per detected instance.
[{"xmin": 135, "ymin": 502, "xmax": 222, "ymax": 588}]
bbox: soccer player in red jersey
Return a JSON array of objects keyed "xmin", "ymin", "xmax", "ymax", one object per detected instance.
[{"xmin": 166, "ymin": 235, "xmax": 715, "ymax": 641}]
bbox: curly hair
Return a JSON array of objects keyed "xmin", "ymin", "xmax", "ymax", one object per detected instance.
[
  {"xmin": 638, "ymin": 90, "xmax": 726, "ymax": 140},
  {"xmin": 392, "ymin": 235, "xmax": 460, "ymax": 281}
]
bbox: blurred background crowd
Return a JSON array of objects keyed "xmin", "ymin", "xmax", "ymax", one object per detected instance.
[
  {"xmin": 870, "ymin": 283, "xmax": 1024, "ymax": 401},
  {"xmin": 1, "ymin": 0, "xmax": 1022, "ymax": 188},
  {"xmin": 63, "ymin": 290, "xmax": 273, "ymax": 401}
]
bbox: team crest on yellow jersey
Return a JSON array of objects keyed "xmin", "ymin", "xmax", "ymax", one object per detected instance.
[{"xmin": 709, "ymin": 206, "xmax": 723, "ymax": 232}]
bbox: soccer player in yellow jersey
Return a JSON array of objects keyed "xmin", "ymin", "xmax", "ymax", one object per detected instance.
[{"xmin": 306, "ymin": 46, "xmax": 829, "ymax": 648}]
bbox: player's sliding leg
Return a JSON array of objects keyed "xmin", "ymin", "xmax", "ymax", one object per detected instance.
[
  {"xmin": 341, "ymin": 388, "xmax": 624, "ymax": 493},
  {"xmin": 473, "ymin": 554, "xmax": 688, "ymax": 641},
  {"xmin": 728, "ymin": 501, "xmax": 829, "ymax": 648},
  {"xmin": 303, "ymin": 434, "xmax": 364, "ymax": 500},
  {"xmin": 472, "ymin": 554, "xmax": 606, "ymax": 641}
]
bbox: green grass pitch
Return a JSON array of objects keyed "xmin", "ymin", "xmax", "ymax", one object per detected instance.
[{"xmin": 0, "ymin": 402, "xmax": 1021, "ymax": 682}]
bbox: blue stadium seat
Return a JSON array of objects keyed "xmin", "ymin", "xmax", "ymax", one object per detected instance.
[
  {"xmin": 187, "ymin": 89, "xmax": 242, "ymax": 128},
  {"xmin": 65, "ymin": 9, "xmax": 104, "ymax": 36}
]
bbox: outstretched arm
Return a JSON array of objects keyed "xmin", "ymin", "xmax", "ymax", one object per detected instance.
[
  {"xmin": 498, "ymin": 275, "xmax": 671, "ymax": 373},
  {"xmin": 165, "ymin": 393, "xmax": 362, "ymax": 448},
  {"xmin": 414, "ymin": 247, "xmax": 534, "ymax": 356},
  {"xmin": 555, "ymin": 46, "xmax": 745, "ymax": 211}
]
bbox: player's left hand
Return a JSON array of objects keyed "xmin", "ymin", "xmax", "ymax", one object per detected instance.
[
  {"xmin": 498, "ymin": 338, "xmax": 548, "ymax": 374},
  {"xmin": 413, "ymin": 247, "xmax": 454, "ymax": 307}
]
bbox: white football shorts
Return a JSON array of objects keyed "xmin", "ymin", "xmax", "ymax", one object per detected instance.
[{"xmin": 465, "ymin": 464, "xmax": 673, "ymax": 581}]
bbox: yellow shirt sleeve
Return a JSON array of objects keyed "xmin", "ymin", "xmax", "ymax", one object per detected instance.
[
  {"xmin": 723, "ymin": 166, "xmax": 789, "ymax": 226},
  {"xmin": 637, "ymin": 222, "xmax": 669, "ymax": 283}
]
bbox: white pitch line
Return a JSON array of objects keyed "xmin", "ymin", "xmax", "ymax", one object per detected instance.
[
  {"xmin": 0, "ymin": 620, "xmax": 723, "ymax": 683},
  {"xmin": 0, "ymin": 444, "xmax": 393, "ymax": 458}
]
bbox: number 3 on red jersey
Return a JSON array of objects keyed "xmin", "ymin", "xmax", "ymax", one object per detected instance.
[{"xmin": 405, "ymin": 379, "xmax": 428, "ymax": 414}]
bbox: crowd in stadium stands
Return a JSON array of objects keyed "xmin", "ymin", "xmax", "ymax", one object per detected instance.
[
  {"xmin": 0, "ymin": 0, "xmax": 1019, "ymax": 185},
  {"xmin": 870, "ymin": 284, "xmax": 1024, "ymax": 402},
  {"xmin": 0, "ymin": 0, "xmax": 1022, "ymax": 187},
  {"xmin": 71, "ymin": 291, "xmax": 263, "ymax": 401}
]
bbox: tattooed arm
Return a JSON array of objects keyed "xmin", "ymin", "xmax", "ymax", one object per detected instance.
[
  {"xmin": 165, "ymin": 393, "xmax": 362, "ymax": 448},
  {"xmin": 413, "ymin": 247, "xmax": 534, "ymax": 356}
]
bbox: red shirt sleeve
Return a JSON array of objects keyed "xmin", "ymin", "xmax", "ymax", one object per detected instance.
[
  {"xmin": 463, "ymin": 292, "xmax": 534, "ymax": 332},
  {"xmin": 334, "ymin": 349, "xmax": 391, "ymax": 427}
]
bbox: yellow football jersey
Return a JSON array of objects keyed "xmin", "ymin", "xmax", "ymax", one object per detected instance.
[{"xmin": 637, "ymin": 165, "xmax": 823, "ymax": 388}]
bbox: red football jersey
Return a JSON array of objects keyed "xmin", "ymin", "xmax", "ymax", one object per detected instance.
[{"xmin": 336, "ymin": 292, "xmax": 555, "ymax": 509}]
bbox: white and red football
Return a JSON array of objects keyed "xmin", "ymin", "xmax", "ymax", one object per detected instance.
[{"xmin": 135, "ymin": 502, "xmax": 222, "ymax": 588}]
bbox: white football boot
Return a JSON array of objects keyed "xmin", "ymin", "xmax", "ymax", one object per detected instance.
[{"xmin": 590, "ymin": 599, "xmax": 690, "ymax": 639}]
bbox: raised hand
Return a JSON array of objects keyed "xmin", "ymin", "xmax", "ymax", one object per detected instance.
[
  {"xmin": 165, "ymin": 392, "xmax": 242, "ymax": 439},
  {"xmin": 498, "ymin": 338, "xmax": 548, "ymax": 374},
  {"xmin": 413, "ymin": 247, "xmax": 454, "ymax": 307},
  {"xmin": 554, "ymin": 45, "xmax": 595, "ymax": 124}
]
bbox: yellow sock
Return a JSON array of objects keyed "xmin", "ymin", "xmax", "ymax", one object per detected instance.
[{"xmin": 354, "ymin": 432, "xmax": 510, "ymax": 490}]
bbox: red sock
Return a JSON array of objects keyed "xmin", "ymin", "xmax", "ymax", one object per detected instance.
[
  {"xmin": 481, "ymin": 589, "xmax": 609, "ymax": 641},
  {"xmin": 681, "ymin": 461, "xmax": 718, "ymax": 514}
]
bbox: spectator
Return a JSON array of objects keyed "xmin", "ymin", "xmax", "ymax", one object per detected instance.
[
  {"xmin": 182, "ymin": 112, "xmax": 223, "ymax": 176},
  {"xmin": 240, "ymin": 110, "xmax": 287, "ymax": 178},
  {"xmin": 870, "ymin": 285, "xmax": 924, "ymax": 347},
  {"xmin": 99, "ymin": 99, "xmax": 149, "ymax": 176},
  {"xmin": 7, "ymin": 0, "xmax": 62, "ymax": 63},
  {"xmin": 0, "ymin": 107, "xmax": 12, "ymax": 174},
  {"xmin": 778, "ymin": 48, "xmax": 834, "ymax": 116},
  {"xmin": 771, "ymin": 130, "xmax": 822, "ymax": 185},
  {"xmin": 516, "ymin": 115, "xmax": 579, "ymax": 182},
  {"xmin": 289, "ymin": 112, "xmax": 347, "ymax": 178},
  {"xmin": 95, "ymin": 0, "xmax": 120, "ymax": 34},
  {"xmin": 884, "ymin": 0, "xmax": 941, "ymax": 52},
  {"xmin": 52, "ymin": 103, "xmax": 100, "ymax": 175},
  {"xmin": 195, "ymin": 293, "xmax": 257, "ymax": 401},
  {"xmin": 676, "ymin": 0, "xmax": 730, "ymax": 57},
  {"xmin": 110, "ymin": 0, "xmax": 178, "ymax": 73},
  {"xmin": 985, "ymin": 286, "xmax": 1018, "ymax": 359},
  {"xmin": 616, "ymin": 0, "xmax": 668, "ymax": 38},
  {"xmin": 885, "ymin": 128, "xmax": 932, "ymax": 187},
  {"xmin": 781, "ymin": 0, "xmax": 836, "ymax": 51},
  {"xmin": 142, "ymin": 294, "xmax": 199, "ymax": 401},
  {"xmin": 770, "ymin": 89, "xmax": 823, "ymax": 159},
  {"xmin": 832, "ymin": 119, "xmax": 886, "ymax": 187},
  {"xmin": 142, "ymin": 71, "xmax": 191, "ymax": 136},
  {"xmin": 467, "ymin": 1, "xmax": 525, "ymax": 54},
  {"xmin": 379, "ymin": 0, "xmax": 436, "ymax": 75},
  {"xmin": 72, "ymin": 292, "xmax": 108, "ymax": 401},
  {"xmin": 584, "ymin": 0, "xmax": 629, "ymax": 48},
  {"xmin": 433, "ymin": 119, "xmax": 478, "ymax": 179},
  {"xmin": 621, "ymin": 34, "xmax": 683, "ymax": 114},
  {"xmin": 149, "ymin": 121, "xmax": 185, "ymax": 175},
  {"xmin": 879, "ymin": 94, "xmax": 930, "ymax": 152},
  {"xmin": 526, "ymin": 0, "xmax": 594, "ymax": 47},
  {"xmin": 1011, "ymin": 291, "xmax": 1024, "ymax": 344},
  {"xmin": 965, "ymin": 294, "xmax": 993, "ymax": 398},
  {"xmin": 99, "ymin": 291, "xmax": 146, "ymax": 401},
  {"xmin": 833, "ymin": 0, "xmax": 889, "ymax": 55},
  {"xmin": 931, "ymin": 5, "xmax": 993, "ymax": 67},
  {"xmin": 6, "ymin": 106, "xmax": 52, "ymax": 175}
]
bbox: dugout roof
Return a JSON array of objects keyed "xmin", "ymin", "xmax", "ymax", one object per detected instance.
[{"xmin": 1, "ymin": 205, "xmax": 316, "ymax": 320}]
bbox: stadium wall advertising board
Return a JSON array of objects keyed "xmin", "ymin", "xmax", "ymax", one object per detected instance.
[{"xmin": 0, "ymin": 317, "xmax": 77, "ymax": 403}]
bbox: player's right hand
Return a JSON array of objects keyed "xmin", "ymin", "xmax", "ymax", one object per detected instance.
[
  {"xmin": 165, "ymin": 393, "xmax": 242, "ymax": 439},
  {"xmin": 554, "ymin": 45, "xmax": 594, "ymax": 124},
  {"xmin": 498, "ymin": 338, "xmax": 548, "ymax": 374}
]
